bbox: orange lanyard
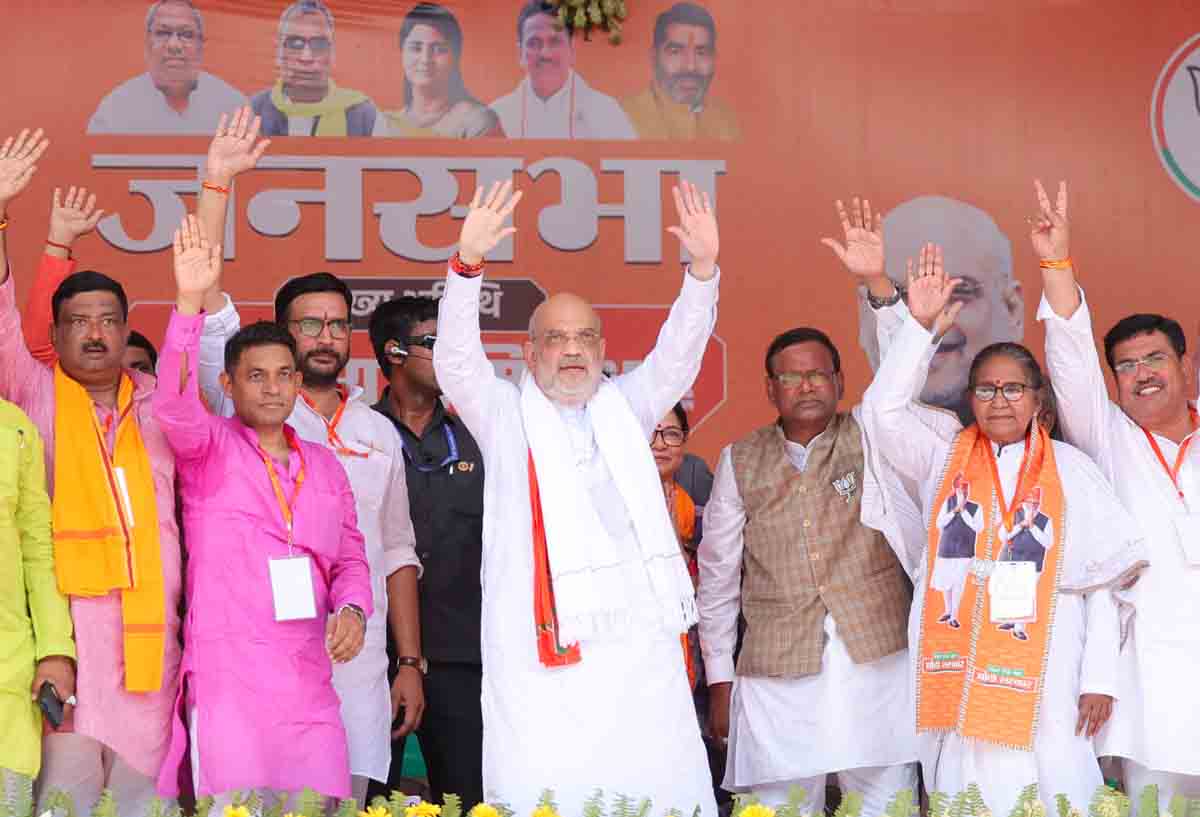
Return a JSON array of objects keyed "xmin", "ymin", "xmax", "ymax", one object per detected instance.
[
  {"xmin": 1142, "ymin": 411, "xmax": 1200, "ymax": 502},
  {"xmin": 261, "ymin": 438, "xmax": 305, "ymax": 546},
  {"xmin": 300, "ymin": 388, "xmax": 369, "ymax": 459},
  {"xmin": 984, "ymin": 431, "xmax": 1037, "ymax": 531}
]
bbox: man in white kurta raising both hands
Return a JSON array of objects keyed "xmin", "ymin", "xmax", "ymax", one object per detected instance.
[{"xmin": 434, "ymin": 180, "xmax": 720, "ymax": 817}]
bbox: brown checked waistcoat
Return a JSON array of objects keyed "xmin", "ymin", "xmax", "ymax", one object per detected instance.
[{"xmin": 730, "ymin": 413, "xmax": 912, "ymax": 678}]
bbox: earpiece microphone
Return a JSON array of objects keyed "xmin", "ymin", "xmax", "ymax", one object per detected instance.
[{"xmin": 386, "ymin": 342, "xmax": 409, "ymax": 359}]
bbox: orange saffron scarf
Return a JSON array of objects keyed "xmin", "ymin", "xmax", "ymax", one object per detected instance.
[
  {"xmin": 916, "ymin": 423, "xmax": 1065, "ymax": 750},
  {"xmin": 52, "ymin": 366, "xmax": 166, "ymax": 692}
]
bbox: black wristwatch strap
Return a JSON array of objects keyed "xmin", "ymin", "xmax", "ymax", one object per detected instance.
[{"xmin": 866, "ymin": 284, "xmax": 904, "ymax": 309}]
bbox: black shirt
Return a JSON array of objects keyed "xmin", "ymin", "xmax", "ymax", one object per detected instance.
[{"xmin": 374, "ymin": 390, "xmax": 484, "ymax": 665}]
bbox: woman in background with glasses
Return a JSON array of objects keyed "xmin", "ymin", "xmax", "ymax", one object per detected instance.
[{"xmin": 375, "ymin": 3, "xmax": 502, "ymax": 139}]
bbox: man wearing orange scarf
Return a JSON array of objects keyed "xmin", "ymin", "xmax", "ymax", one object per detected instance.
[{"xmin": 0, "ymin": 129, "xmax": 182, "ymax": 817}]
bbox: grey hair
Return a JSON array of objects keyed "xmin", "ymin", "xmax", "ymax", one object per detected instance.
[
  {"xmin": 145, "ymin": 0, "xmax": 204, "ymax": 39},
  {"xmin": 278, "ymin": 0, "xmax": 336, "ymax": 38}
]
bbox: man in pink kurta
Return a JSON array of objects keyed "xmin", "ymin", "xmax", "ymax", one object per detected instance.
[
  {"xmin": 152, "ymin": 295, "xmax": 372, "ymax": 800},
  {"xmin": 0, "ymin": 270, "xmax": 183, "ymax": 812}
]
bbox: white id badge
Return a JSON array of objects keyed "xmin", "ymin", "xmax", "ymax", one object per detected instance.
[
  {"xmin": 989, "ymin": 561, "xmax": 1038, "ymax": 622},
  {"xmin": 112, "ymin": 467, "xmax": 135, "ymax": 528},
  {"xmin": 1173, "ymin": 514, "xmax": 1200, "ymax": 566},
  {"xmin": 268, "ymin": 556, "xmax": 317, "ymax": 621}
]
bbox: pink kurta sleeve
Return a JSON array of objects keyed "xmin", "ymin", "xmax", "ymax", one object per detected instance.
[
  {"xmin": 151, "ymin": 308, "xmax": 218, "ymax": 462},
  {"xmin": 0, "ymin": 272, "xmax": 55, "ymax": 427}
]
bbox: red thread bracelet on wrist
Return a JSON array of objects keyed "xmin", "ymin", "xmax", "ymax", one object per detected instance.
[
  {"xmin": 450, "ymin": 251, "xmax": 485, "ymax": 277},
  {"xmin": 201, "ymin": 181, "xmax": 230, "ymax": 195},
  {"xmin": 46, "ymin": 239, "xmax": 72, "ymax": 256}
]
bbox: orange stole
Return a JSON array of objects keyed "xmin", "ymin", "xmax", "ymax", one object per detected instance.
[
  {"xmin": 916, "ymin": 424, "xmax": 1065, "ymax": 750},
  {"xmin": 528, "ymin": 451, "xmax": 582, "ymax": 667},
  {"xmin": 669, "ymin": 481, "xmax": 698, "ymax": 689}
]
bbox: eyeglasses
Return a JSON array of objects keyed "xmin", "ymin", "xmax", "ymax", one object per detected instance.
[
  {"xmin": 283, "ymin": 35, "xmax": 333, "ymax": 53},
  {"xmin": 150, "ymin": 27, "xmax": 200, "ymax": 45},
  {"xmin": 773, "ymin": 370, "xmax": 835, "ymax": 388},
  {"xmin": 537, "ymin": 329, "xmax": 602, "ymax": 349},
  {"xmin": 290, "ymin": 318, "xmax": 350, "ymax": 339},
  {"xmin": 971, "ymin": 382, "xmax": 1031, "ymax": 403},
  {"xmin": 1112, "ymin": 351, "xmax": 1172, "ymax": 377},
  {"xmin": 651, "ymin": 427, "xmax": 686, "ymax": 447},
  {"xmin": 405, "ymin": 335, "xmax": 436, "ymax": 351}
]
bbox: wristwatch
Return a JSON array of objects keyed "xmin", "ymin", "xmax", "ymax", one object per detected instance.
[
  {"xmin": 396, "ymin": 655, "xmax": 429, "ymax": 675},
  {"xmin": 338, "ymin": 604, "xmax": 366, "ymax": 626},
  {"xmin": 866, "ymin": 284, "xmax": 904, "ymax": 310}
]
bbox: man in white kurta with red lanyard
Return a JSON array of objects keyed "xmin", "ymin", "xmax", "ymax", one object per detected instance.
[
  {"xmin": 1032, "ymin": 180, "xmax": 1200, "ymax": 811},
  {"xmin": 433, "ymin": 180, "xmax": 719, "ymax": 816}
]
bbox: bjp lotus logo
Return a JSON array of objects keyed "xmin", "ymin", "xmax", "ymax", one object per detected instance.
[{"xmin": 1152, "ymin": 34, "xmax": 1200, "ymax": 202}]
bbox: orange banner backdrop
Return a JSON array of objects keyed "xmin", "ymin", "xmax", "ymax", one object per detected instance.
[{"xmin": 3, "ymin": 0, "xmax": 1200, "ymax": 462}]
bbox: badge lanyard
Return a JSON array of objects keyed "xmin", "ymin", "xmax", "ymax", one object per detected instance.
[
  {"xmin": 405, "ymin": 423, "xmax": 459, "ymax": 473},
  {"xmin": 301, "ymin": 388, "xmax": 370, "ymax": 459},
  {"xmin": 261, "ymin": 443, "xmax": 306, "ymax": 552},
  {"xmin": 984, "ymin": 430, "xmax": 1037, "ymax": 533},
  {"xmin": 1143, "ymin": 423, "xmax": 1198, "ymax": 505}
]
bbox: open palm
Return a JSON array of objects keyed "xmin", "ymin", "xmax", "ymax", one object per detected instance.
[
  {"xmin": 206, "ymin": 107, "xmax": 270, "ymax": 183},
  {"xmin": 173, "ymin": 214, "xmax": 222, "ymax": 303},
  {"xmin": 458, "ymin": 180, "xmax": 521, "ymax": 263},
  {"xmin": 0, "ymin": 129, "xmax": 49, "ymax": 205},
  {"xmin": 668, "ymin": 180, "xmax": 719, "ymax": 265},
  {"xmin": 50, "ymin": 187, "xmax": 104, "ymax": 244},
  {"xmin": 821, "ymin": 198, "xmax": 884, "ymax": 280},
  {"xmin": 906, "ymin": 243, "xmax": 962, "ymax": 332}
]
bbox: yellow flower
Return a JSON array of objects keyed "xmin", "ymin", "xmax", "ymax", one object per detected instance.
[
  {"xmin": 360, "ymin": 808, "xmax": 391, "ymax": 817},
  {"xmin": 469, "ymin": 806, "xmax": 501, "ymax": 817},
  {"xmin": 405, "ymin": 803, "xmax": 442, "ymax": 817},
  {"xmin": 531, "ymin": 807, "xmax": 560, "ymax": 817},
  {"xmin": 223, "ymin": 807, "xmax": 251, "ymax": 817},
  {"xmin": 740, "ymin": 805, "xmax": 777, "ymax": 817}
]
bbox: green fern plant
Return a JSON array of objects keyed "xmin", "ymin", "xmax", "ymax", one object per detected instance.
[
  {"xmin": 777, "ymin": 785, "xmax": 809, "ymax": 817},
  {"xmin": 833, "ymin": 791, "xmax": 863, "ymax": 817},
  {"xmin": 581, "ymin": 790, "xmax": 606, "ymax": 817},
  {"xmin": 332, "ymin": 798, "xmax": 358, "ymax": 817},
  {"xmin": 293, "ymin": 788, "xmax": 326, "ymax": 817}
]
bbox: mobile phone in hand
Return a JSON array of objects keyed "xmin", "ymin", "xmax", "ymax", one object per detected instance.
[{"xmin": 38, "ymin": 681, "xmax": 64, "ymax": 730}]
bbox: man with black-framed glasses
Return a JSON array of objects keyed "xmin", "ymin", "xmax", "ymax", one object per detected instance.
[
  {"xmin": 365, "ymin": 294, "xmax": 486, "ymax": 810},
  {"xmin": 195, "ymin": 270, "xmax": 420, "ymax": 807},
  {"xmin": 250, "ymin": 0, "xmax": 377, "ymax": 136},
  {"xmin": 698, "ymin": 325, "xmax": 919, "ymax": 813},
  {"xmin": 89, "ymin": 0, "xmax": 246, "ymax": 134}
]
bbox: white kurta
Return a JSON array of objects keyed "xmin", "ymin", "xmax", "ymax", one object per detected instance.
[
  {"xmin": 1040, "ymin": 291, "xmax": 1200, "ymax": 777},
  {"xmin": 197, "ymin": 299, "xmax": 420, "ymax": 782},
  {"xmin": 433, "ymin": 266, "xmax": 718, "ymax": 817},
  {"xmin": 860, "ymin": 313, "xmax": 1145, "ymax": 813},
  {"xmin": 87, "ymin": 72, "xmax": 248, "ymax": 135},
  {"xmin": 489, "ymin": 71, "xmax": 637, "ymax": 139},
  {"xmin": 699, "ymin": 427, "xmax": 917, "ymax": 789}
]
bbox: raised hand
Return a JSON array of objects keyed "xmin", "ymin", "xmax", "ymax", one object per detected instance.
[
  {"xmin": 821, "ymin": 197, "xmax": 885, "ymax": 282},
  {"xmin": 458, "ymin": 180, "xmax": 522, "ymax": 265},
  {"xmin": 173, "ymin": 214, "xmax": 222, "ymax": 315},
  {"xmin": 667, "ymin": 180, "xmax": 719, "ymax": 280},
  {"xmin": 48, "ymin": 186, "xmax": 104, "ymax": 247},
  {"xmin": 205, "ymin": 107, "xmax": 271, "ymax": 186},
  {"xmin": 905, "ymin": 242, "xmax": 963, "ymax": 333},
  {"xmin": 0, "ymin": 128, "xmax": 50, "ymax": 208},
  {"xmin": 1030, "ymin": 179, "xmax": 1069, "ymax": 262}
]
